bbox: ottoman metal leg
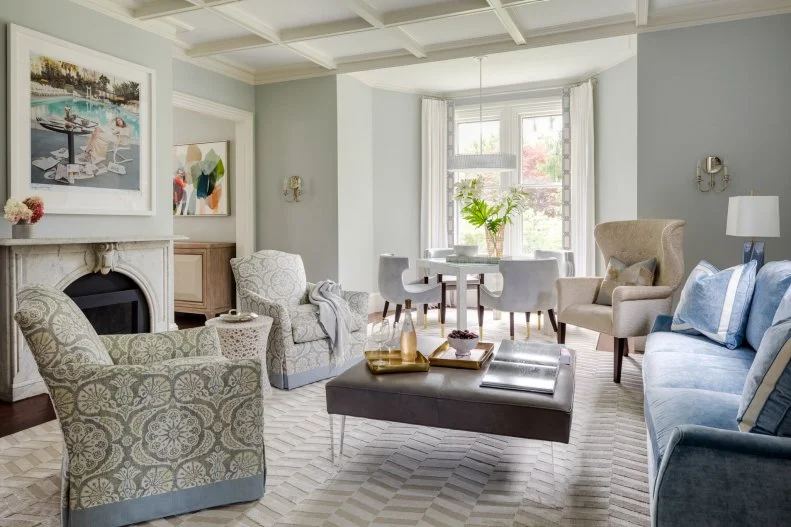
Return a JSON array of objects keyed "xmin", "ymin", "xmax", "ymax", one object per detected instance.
[
  {"xmin": 329, "ymin": 413, "xmax": 334, "ymax": 463},
  {"xmin": 329, "ymin": 414, "xmax": 347, "ymax": 464},
  {"xmin": 339, "ymin": 415, "xmax": 346, "ymax": 459}
]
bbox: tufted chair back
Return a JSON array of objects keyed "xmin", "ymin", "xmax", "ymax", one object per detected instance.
[
  {"xmin": 231, "ymin": 250, "xmax": 308, "ymax": 306},
  {"xmin": 594, "ymin": 219, "xmax": 685, "ymax": 290}
]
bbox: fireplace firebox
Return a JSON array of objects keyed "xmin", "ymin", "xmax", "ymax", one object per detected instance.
[{"xmin": 64, "ymin": 272, "xmax": 150, "ymax": 335}]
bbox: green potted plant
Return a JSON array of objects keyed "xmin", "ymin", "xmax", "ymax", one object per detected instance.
[{"xmin": 454, "ymin": 178, "xmax": 529, "ymax": 257}]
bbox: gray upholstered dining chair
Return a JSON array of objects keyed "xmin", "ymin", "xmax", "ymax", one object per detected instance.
[
  {"xmin": 423, "ymin": 248, "xmax": 484, "ymax": 330},
  {"xmin": 534, "ymin": 249, "xmax": 575, "ymax": 278},
  {"xmin": 556, "ymin": 219, "xmax": 685, "ymax": 383},
  {"xmin": 477, "ymin": 258, "xmax": 559, "ymax": 340},
  {"xmin": 379, "ymin": 254, "xmax": 442, "ymax": 324}
]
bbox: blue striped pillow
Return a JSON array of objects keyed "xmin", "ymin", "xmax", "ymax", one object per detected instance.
[
  {"xmin": 738, "ymin": 318, "xmax": 791, "ymax": 435},
  {"xmin": 671, "ymin": 260, "xmax": 757, "ymax": 349}
]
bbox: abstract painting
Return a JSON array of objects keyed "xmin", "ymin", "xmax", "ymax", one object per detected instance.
[
  {"xmin": 9, "ymin": 24, "xmax": 154, "ymax": 215},
  {"xmin": 173, "ymin": 141, "xmax": 229, "ymax": 216}
]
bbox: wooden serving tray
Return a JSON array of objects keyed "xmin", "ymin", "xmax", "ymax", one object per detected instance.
[
  {"xmin": 428, "ymin": 341, "xmax": 495, "ymax": 370},
  {"xmin": 365, "ymin": 350, "xmax": 430, "ymax": 374}
]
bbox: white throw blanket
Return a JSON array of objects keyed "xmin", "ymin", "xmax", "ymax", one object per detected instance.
[{"xmin": 309, "ymin": 280, "xmax": 353, "ymax": 355}]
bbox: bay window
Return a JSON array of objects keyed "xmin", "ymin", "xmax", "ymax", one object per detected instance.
[{"xmin": 453, "ymin": 98, "xmax": 564, "ymax": 256}]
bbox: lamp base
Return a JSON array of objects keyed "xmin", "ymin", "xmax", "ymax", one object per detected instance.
[{"xmin": 742, "ymin": 241, "xmax": 765, "ymax": 269}]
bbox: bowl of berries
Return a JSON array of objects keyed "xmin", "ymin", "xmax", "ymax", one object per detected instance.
[{"xmin": 447, "ymin": 329, "xmax": 479, "ymax": 357}]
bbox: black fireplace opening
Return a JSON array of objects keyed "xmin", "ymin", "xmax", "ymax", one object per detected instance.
[{"xmin": 64, "ymin": 272, "xmax": 150, "ymax": 335}]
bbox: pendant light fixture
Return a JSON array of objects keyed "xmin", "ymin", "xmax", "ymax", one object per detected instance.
[{"xmin": 449, "ymin": 56, "xmax": 517, "ymax": 173}]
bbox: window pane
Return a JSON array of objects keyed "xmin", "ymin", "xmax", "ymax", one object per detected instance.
[
  {"xmin": 521, "ymin": 115, "xmax": 562, "ymax": 185},
  {"xmin": 522, "ymin": 187, "xmax": 562, "ymax": 253},
  {"xmin": 521, "ymin": 114, "xmax": 562, "ymax": 254},
  {"xmin": 458, "ymin": 120, "xmax": 499, "ymax": 154}
]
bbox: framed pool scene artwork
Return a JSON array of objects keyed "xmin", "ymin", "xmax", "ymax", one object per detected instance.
[
  {"xmin": 8, "ymin": 24, "xmax": 155, "ymax": 215},
  {"xmin": 173, "ymin": 141, "xmax": 230, "ymax": 217}
]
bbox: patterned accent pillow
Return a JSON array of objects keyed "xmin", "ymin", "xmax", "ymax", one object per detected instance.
[
  {"xmin": 671, "ymin": 260, "xmax": 757, "ymax": 349},
  {"xmin": 738, "ymin": 317, "xmax": 791, "ymax": 435},
  {"xmin": 595, "ymin": 257, "xmax": 657, "ymax": 306}
]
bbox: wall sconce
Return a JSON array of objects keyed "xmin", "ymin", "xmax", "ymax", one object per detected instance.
[
  {"xmin": 283, "ymin": 175, "xmax": 303, "ymax": 202},
  {"xmin": 695, "ymin": 155, "xmax": 730, "ymax": 192}
]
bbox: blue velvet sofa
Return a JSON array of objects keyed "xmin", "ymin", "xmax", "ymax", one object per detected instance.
[{"xmin": 643, "ymin": 261, "xmax": 791, "ymax": 526}]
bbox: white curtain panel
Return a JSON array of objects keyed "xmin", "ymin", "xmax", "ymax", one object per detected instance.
[
  {"xmin": 420, "ymin": 98, "xmax": 449, "ymax": 254},
  {"xmin": 570, "ymin": 81, "xmax": 596, "ymax": 277}
]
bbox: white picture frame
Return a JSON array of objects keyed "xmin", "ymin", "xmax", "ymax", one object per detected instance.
[{"xmin": 8, "ymin": 24, "xmax": 155, "ymax": 216}]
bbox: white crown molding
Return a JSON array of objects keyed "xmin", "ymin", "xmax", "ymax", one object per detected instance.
[{"xmin": 171, "ymin": 47, "xmax": 255, "ymax": 84}]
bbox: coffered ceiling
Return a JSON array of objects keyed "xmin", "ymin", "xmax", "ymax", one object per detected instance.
[{"xmin": 72, "ymin": 0, "xmax": 791, "ymax": 85}]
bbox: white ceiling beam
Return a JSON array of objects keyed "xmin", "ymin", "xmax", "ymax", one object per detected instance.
[
  {"xmin": 207, "ymin": 3, "xmax": 337, "ymax": 69},
  {"xmin": 187, "ymin": 35, "xmax": 272, "ymax": 58},
  {"xmin": 486, "ymin": 0, "xmax": 527, "ymax": 45},
  {"xmin": 636, "ymin": 0, "xmax": 650, "ymax": 26},
  {"xmin": 391, "ymin": 28, "xmax": 427, "ymax": 58},
  {"xmin": 344, "ymin": 0, "xmax": 427, "ymax": 58},
  {"xmin": 281, "ymin": 18, "xmax": 373, "ymax": 42},
  {"xmin": 133, "ymin": 0, "xmax": 239, "ymax": 20}
]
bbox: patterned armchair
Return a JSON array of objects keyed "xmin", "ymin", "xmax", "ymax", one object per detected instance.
[
  {"xmin": 231, "ymin": 250, "xmax": 369, "ymax": 389},
  {"xmin": 13, "ymin": 285, "xmax": 265, "ymax": 527}
]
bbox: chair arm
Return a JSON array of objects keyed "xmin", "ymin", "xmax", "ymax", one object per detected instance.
[
  {"xmin": 343, "ymin": 290, "xmax": 370, "ymax": 320},
  {"xmin": 654, "ymin": 425, "xmax": 791, "ymax": 527},
  {"xmin": 612, "ymin": 285, "xmax": 674, "ymax": 303},
  {"xmin": 651, "ymin": 314, "xmax": 674, "ymax": 333},
  {"xmin": 556, "ymin": 277, "xmax": 602, "ymax": 316},
  {"xmin": 100, "ymin": 326, "xmax": 222, "ymax": 365},
  {"xmin": 239, "ymin": 289, "xmax": 294, "ymax": 346}
]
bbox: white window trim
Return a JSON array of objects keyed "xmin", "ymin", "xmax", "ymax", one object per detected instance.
[{"xmin": 454, "ymin": 97, "xmax": 563, "ymax": 256}]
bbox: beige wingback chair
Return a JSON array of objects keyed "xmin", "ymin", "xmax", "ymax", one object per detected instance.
[{"xmin": 557, "ymin": 219, "xmax": 685, "ymax": 383}]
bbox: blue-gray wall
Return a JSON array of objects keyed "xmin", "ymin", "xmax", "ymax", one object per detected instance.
[
  {"xmin": 637, "ymin": 14, "xmax": 791, "ymax": 272},
  {"xmin": 173, "ymin": 59, "xmax": 254, "ymax": 112},
  {"xmin": 595, "ymin": 56, "xmax": 637, "ymax": 271},
  {"xmin": 254, "ymin": 76, "xmax": 339, "ymax": 282},
  {"xmin": 372, "ymin": 88, "xmax": 422, "ymax": 291},
  {"xmin": 0, "ymin": 0, "xmax": 173, "ymax": 238}
]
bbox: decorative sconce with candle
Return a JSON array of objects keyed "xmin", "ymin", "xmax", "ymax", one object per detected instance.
[
  {"xmin": 283, "ymin": 175, "xmax": 303, "ymax": 202},
  {"xmin": 695, "ymin": 155, "xmax": 730, "ymax": 192}
]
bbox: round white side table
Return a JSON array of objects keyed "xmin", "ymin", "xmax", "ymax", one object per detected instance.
[{"xmin": 206, "ymin": 315, "xmax": 274, "ymax": 396}]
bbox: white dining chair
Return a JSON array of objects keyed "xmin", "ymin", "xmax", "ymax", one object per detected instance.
[
  {"xmin": 534, "ymin": 249, "xmax": 575, "ymax": 278},
  {"xmin": 477, "ymin": 258, "xmax": 559, "ymax": 339},
  {"xmin": 378, "ymin": 254, "xmax": 442, "ymax": 324}
]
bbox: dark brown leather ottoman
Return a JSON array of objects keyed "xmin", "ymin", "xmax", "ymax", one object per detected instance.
[{"xmin": 326, "ymin": 337, "xmax": 575, "ymax": 460}]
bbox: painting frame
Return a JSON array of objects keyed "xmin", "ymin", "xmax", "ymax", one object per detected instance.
[
  {"xmin": 8, "ymin": 24, "xmax": 155, "ymax": 216},
  {"xmin": 173, "ymin": 140, "xmax": 230, "ymax": 217}
]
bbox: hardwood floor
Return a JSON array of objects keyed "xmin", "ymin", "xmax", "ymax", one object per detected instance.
[{"xmin": 0, "ymin": 393, "xmax": 55, "ymax": 438}]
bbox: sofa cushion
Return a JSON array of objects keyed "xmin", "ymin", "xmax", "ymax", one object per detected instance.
[
  {"xmin": 643, "ymin": 350, "xmax": 753, "ymax": 395},
  {"xmin": 645, "ymin": 387, "xmax": 741, "ymax": 471},
  {"xmin": 646, "ymin": 330, "xmax": 757, "ymax": 359},
  {"xmin": 671, "ymin": 260, "xmax": 757, "ymax": 349},
  {"xmin": 291, "ymin": 304, "xmax": 364, "ymax": 344},
  {"xmin": 745, "ymin": 261, "xmax": 791, "ymax": 350},
  {"xmin": 738, "ymin": 318, "xmax": 791, "ymax": 435}
]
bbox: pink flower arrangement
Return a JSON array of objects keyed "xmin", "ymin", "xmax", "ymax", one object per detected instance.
[{"xmin": 4, "ymin": 196, "xmax": 45, "ymax": 225}]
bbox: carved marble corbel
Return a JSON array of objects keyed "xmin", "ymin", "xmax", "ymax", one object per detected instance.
[{"xmin": 92, "ymin": 243, "xmax": 118, "ymax": 275}]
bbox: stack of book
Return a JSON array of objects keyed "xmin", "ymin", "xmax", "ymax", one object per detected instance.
[{"xmin": 480, "ymin": 340, "xmax": 570, "ymax": 394}]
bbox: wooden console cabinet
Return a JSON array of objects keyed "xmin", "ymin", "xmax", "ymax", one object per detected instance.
[{"xmin": 174, "ymin": 242, "xmax": 236, "ymax": 320}]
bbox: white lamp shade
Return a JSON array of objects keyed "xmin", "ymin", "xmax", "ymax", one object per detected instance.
[{"xmin": 726, "ymin": 195, "xmax": 780, "ymax": 238}]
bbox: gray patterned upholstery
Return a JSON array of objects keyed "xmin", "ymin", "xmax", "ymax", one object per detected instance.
[
  {"xmin": 231, "ymin": 250, "xmax": 369, "ymax": 389},
  {"xmin": 13, "ymin": 284, "xmax": 265, "ymax": 527}
]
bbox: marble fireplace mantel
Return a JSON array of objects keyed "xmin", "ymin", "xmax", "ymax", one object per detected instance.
[{"xmin": 0, "ymin": 235, "xmax": 185, "ymax": 402}]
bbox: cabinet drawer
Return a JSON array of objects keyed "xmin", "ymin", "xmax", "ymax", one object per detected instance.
[{"xmin": 175, "ymin": 253, "xmax": 205, "ymax": 303}]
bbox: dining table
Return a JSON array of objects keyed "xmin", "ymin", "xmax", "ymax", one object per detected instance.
[{"xmin": 417, "ymin": 257, "xmax": 500, "ymax": 331}]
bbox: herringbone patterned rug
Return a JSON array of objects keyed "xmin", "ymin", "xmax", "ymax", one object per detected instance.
[{"xmin": 0, "ymin": 312, "xmax": 649, "ymax": 526}]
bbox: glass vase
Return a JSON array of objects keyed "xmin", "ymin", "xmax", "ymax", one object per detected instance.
[{"xmin": 485, "ymin": 225, "xmax": 505, "ymax": 257}]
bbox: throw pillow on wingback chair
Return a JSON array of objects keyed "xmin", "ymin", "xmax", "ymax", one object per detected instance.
[{"xmin": 556, "ymin": 219, "xmax": 685, "ymax": 383}]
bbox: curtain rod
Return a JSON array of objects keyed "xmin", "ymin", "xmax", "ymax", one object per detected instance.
[{"xmin": 451, "ymin": 76, "xmax": 596, "ymax": 101}]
